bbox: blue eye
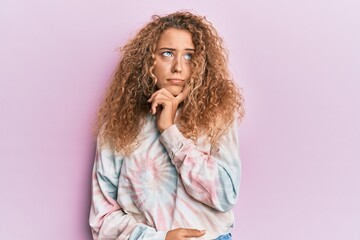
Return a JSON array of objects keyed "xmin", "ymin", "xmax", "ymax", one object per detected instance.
[
  {"xmin": 161, "ymin": 51, "xmax": 173, "ymax": 57},
  {"xmin": 184, "ymin": 53, "xmax": 192, "ymax": 60}
]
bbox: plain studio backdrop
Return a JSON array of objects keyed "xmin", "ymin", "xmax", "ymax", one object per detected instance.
[{"xmin": 0, "ymin": 0, "xmax": 359, "ymax": 239}]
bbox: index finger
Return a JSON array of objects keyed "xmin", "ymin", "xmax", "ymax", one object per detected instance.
[
  {"xmin": 181, "ymin": 229, "xmax": 206, "ymax": 237},
  {"xmin": 175, "ymin": 84, "xmax": 191, "ymax": 104}
]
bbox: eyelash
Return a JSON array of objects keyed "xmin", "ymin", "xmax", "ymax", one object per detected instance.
[
  {"xmin": 184, "ymin": 53, "xmax": 192, "ymax": 60},
  {"xmin": 161, "ymin": 51, "xmax": 173, "ymax": 57},
  {"xmin": 161, "ymin": 51, "xmax": 193, "ymax": 60}
]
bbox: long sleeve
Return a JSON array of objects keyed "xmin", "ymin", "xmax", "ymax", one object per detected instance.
[
  {"xmin": 89, "ymin": 138, "xmax": 167, "ymax": 240},
  {"xmin": 159, "ymin": 121, "xmax": 241, "ymax": 212}
]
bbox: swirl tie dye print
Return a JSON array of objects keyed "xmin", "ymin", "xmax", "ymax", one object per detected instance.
[{"xmin": 89, "ymin": 115, "xmax": 241, "ymax": 240}]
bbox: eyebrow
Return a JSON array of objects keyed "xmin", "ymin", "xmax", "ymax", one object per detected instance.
[{"xmin": 158, "ymin": 47, "xmax": 195, "ymax": 51}]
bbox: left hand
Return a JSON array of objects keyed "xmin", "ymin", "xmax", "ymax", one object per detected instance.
[{"xmin": 147, "ymin": 86, "xmax": 190, "ymax": 132}]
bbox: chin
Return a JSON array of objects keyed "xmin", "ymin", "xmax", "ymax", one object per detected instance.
[{"xmin": 165, "ymin": 87, "xmax": 183, "ymax": 97}]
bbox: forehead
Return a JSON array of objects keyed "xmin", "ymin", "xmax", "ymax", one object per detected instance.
[{"xmin": 156, "ymin": 28, "xmax": 194, "ymax": 48}]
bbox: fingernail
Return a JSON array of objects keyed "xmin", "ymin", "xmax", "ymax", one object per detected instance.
[{"xmin": 200, "ymin": 230, "xmax": 206, "ymax": 234}]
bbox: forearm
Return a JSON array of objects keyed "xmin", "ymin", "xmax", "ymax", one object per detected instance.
[
  {"xmin": 90, "ymin": 212, "xmax": 166, "ymax": 240},
  {"xmin": 159, "ymin": 124, "xmax": 241, "ymax": 212}
]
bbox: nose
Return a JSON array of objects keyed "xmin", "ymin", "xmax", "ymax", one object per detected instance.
[{"xmin": 171, "ymin": 56, "xmax": 182, "ymax": 73}]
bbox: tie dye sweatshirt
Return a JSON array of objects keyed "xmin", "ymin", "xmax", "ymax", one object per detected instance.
[{"xmin": 89, "ymin": 115, "xmax": 241, "ymax": 240}]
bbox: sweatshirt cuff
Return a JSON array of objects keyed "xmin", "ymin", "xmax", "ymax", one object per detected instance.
[
  {"xmin": 150, "ymin": 230, "xmax": 167, "ymax": 240},
  {"xmin": 159, "ymin": 125, "xmax": 191, "ymax": 159},
  {"xmin": 130, "ymin": 225, "xmax": 167, "ymax": 240}
]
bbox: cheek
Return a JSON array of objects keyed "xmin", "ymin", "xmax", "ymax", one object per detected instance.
[
  {"xmin": 188, "ymin": 63, "xmax": 193, "ymax": 72},
  {"xmin": 153, "ymin": 62, "xmax": 167, "ymax": 78},
  {"xmin": 185, "ymin": 63, "xmax": 193, "ymax": 76}
]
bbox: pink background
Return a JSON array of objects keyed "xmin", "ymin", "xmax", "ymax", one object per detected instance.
[{"xmin": 1, "ymin": 0, "xmax": 359, "ymax": 239}]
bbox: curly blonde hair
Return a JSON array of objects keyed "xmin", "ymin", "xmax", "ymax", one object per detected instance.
[{"xmin": 97, "ymin": 11, "xmax": 244, "ymax": 154}]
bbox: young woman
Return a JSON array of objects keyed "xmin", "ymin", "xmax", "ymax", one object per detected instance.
[{"xmin": 89, "ymin": 11, "xmax": 244, "ymax": 240}]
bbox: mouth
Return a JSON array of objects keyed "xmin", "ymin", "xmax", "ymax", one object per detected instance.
[{"xmin": 167, "ymin": 79, "xmax": 185, "ymax": 85}]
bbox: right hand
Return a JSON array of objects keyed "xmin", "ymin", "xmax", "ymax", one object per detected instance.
[
  {"xmin": 165, "ymin": 228, "xmax": 206, "ymax": 240},
  {"xmin": 147, "ymin": 85, "xmax": 190, "ymax": 133}
]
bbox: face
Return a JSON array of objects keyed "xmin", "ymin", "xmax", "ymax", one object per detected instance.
[{"xmin": 153, "ymin": 28, "xmax": 195, "ymax": 96}]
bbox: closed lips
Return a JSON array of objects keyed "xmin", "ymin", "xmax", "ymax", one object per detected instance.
[{"xmin": 167, "ymin": 79, "xmax": 184, "ymax": 84}]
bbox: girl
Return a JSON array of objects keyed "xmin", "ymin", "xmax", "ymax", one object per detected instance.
[{"xmin": 89, "ymin": 11, "xmax": 244, "ymax": 240}]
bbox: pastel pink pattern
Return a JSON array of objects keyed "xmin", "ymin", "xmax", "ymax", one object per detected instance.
[{"xmin": 89, "ymin": 115, "xmax": 241, "ymax": 240}]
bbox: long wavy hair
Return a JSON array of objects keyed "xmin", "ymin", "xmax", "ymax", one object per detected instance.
[{"xmin": 97, "ymin": 11, "xmax": 245, "ymax": 154}]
